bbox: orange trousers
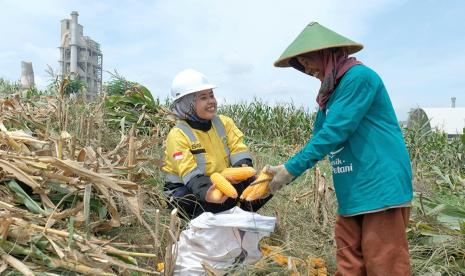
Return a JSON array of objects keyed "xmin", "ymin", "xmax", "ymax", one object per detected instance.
[{"xmin": 334, "ymin": 207, "xmax": 411, "ymax": 276}]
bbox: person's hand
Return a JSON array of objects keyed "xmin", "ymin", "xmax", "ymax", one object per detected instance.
[
  {"xmin": 265, "ymin": 164, "xmax": 294, "ymax": 194},
  {"xmin": 205, "ymin": 184, "xmax": 228, "ymax": 203}
]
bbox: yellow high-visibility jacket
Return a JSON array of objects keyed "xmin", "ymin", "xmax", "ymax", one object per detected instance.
[{"xmin": 162, "ymin": 115, "xmax": 251, "ymax": 185}]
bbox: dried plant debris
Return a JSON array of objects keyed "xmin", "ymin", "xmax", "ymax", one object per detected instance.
[{"xmin": 0, "ymin": 91, "xmax": 170, "ymax": 274}]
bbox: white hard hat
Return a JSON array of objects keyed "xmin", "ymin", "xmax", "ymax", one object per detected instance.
[{"xmin": 170, "ymin": 69, "xmax": 217, "ymax": 101}]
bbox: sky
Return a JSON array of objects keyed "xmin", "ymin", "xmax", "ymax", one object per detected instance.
[{"xmin": 0, "ymin": 0, "xmax": 464, "ymax": 120}]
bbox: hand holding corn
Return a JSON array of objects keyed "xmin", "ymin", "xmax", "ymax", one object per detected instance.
[
  {"xmin": 240, "ymin": 169, "xmax": 273, "ymax": 201},
  {"xmin": 209, "ymin": 167, "xmax": 258, "ymax": 201},
  {"xmin": 265, "ymin": 164, "xmax": 294, "ymax": 194},
  {"xmin": 205, "ymin": 184, "xmax": 228, "ymax": 203}
]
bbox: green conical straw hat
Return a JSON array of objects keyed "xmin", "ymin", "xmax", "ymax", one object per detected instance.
[{"xmin": 274, "ymin": 22, "xmax": 363, "ymax": 68}]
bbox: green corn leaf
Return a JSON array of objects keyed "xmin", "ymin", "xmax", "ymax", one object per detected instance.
[{"xmin": 7, "ymin": 179, "xmax": 48, "ymax": 215}]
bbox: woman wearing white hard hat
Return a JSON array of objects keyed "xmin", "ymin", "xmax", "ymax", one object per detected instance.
[{"xmin": 162, "ymin": 69, "xmax": 271, "ymax": 219}]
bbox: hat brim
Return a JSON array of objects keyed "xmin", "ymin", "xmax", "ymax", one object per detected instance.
[
  {"xmin": 273, "ymin": 22, "xmax": 364, "ymax": 68},
  {"xmin": 274, "ymin": 44, "xmax": 363, "ymax": 68}
]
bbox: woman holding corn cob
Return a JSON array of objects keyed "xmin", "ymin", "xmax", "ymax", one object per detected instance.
[
  {"xmin": 162, "ymin": 69, "xmax": 272, "ymax": 220},
  {"xmin": 268, "ymin": 22, "xmax": 413, "ymax": 275}
]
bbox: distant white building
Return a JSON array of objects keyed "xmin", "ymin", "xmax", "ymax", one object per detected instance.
[
  {"xmin": 408, "ymin": 97, "xmax": 465, "ymax": 137},
  {"xmin": 58, "ymin": 11, "xmax": 103, "ymax": 99}
]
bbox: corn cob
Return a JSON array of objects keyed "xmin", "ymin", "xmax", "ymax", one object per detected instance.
[
  {"xmin": 240, "ymin": 169, "xmax": 272, "ymax": 201},
  {"xmin": 308, "ymin": 257, "xmax": 325, "ymax": 269},
  {"xmin": 307, "ymin": 257, "xmax": 327, "ymax": 276},
  {"xmin": 210, "ymin": 188, "xmax": 224, "ymax": 201},
  {"xmin": 210, "ymin": 172, "xmax": 238, "ymax": 198},
  {"xmin": 240, "ymin": 185, "xmax": 254, "ymax": 200},
  {"xmin": 221, "ymin": 167, "xmax": 256, "ymax": 182},
  {"xmin": 246, "ymin": 182, "xmax": 270, "ymax": 201}
]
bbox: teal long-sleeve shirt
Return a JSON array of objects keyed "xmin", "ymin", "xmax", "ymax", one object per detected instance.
[{"xmin": 285, "ymin": 65, "xmax": 413, "ymax": 216}]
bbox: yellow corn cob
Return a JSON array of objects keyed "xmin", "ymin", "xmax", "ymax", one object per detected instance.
[
  {"xmin": 210, "ymin": 173, "xmax": 238, "ymax": 198},
  {"xmin": 240, "ymin": 185, "xmax": 254, "ymax": 200},
  {"xmin": 252, "ymin": 169, "xmax": 273, "ymax": 184},
  {"xmin": 317, "ymin": 267, "xmax": 328, "ymax": 276},
  {"xmin": 242, "ymin": 169, "xmax": 272, "ymax": 201},
  {"xmin": 156, "ymin": 262, "xmax": 164, "ymax": 272},
  {"xmin": 245, "ymin": 182, "xmax": 269, "ymax": 201},
  {"xmin": 221, "ymin": 167, "xmax": 256, "ymax": 182},
  {"xmin": 240, "ymin": 179, "xmax": 263, "ymax": 200},
  {"xmin": 210, "ymin": 188, "xmax": 224, "ymax": 201},
  {"xmin": 260, "ymin": 245, "xmax": 299, "ymax": 266},
  {"xmin": 308, "ymin": 257, "xmax": 325, "ymax": 269},
  {"xmin": 307, "ymin": 257, "xmax": 327, "ymax": 276}
]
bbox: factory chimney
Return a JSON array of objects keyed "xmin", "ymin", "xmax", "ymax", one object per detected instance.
[{"xmin": 69, "ymin": 11, "xmax": 79, "ymax": 78}]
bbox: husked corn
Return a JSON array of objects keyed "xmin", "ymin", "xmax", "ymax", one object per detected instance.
[
  {"xmin": 246, "ymin": 182, "xmax": 269, "ymax": 201},
  {"xmin": 221, "ymin": 167, "xmax": 256, "ymax": 182},
  {"xmin": 240, "ymin": 169, "xmax": 272, "ymax": 201},
  {"xmin": 210, "ymin": 172, "xmax": 238, "ymax": 198},
  {"xmin": 240, "ymin": 185, "xmax": 253, "ymax": 200}
]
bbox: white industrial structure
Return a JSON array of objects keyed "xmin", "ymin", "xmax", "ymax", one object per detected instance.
[
  {"xmin": 59, "ymin": 11, "xmax": 102, "ymax": 98},
  {"xmin": 20, "ymin": 61, "xmax": 35, "ymax": 89},
  {"xmin": 408, "ymin": 97, "xmax": 465, "ymax": 137}
]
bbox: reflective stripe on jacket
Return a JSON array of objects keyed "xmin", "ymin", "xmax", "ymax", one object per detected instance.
[{"xmin": 162, "ymin": 115, "xmax": 251, "ymax": 184}]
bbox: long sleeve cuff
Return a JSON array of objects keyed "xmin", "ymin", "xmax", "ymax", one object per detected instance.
[
  {"xmin": 285, "ymin": 154, "xmax": 316, "ymax": 178},
  {"xmin": 232, "ymin": 158, "xmax": 253, "ymax": 167},
  {"xmin": 186, "ymin": 175, "xmax": 212, "ymax": 201}
]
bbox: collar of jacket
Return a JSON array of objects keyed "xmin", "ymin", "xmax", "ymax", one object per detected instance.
[{"xmin": 185, "ymin": 119, "xmax": 212, "ymax": 131}]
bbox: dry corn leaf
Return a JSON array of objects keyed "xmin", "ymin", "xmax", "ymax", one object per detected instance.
[
  {"xmin": 50, "ymin": 257, "xmax": 114, "ymax": 276},
  {"xmin": 7, "ymin": 131, "xmax": 48, "ymax": 149},
  {"xmin": 88, "ymin": 251, "xmax": 158, "ymax": 275},
  {"xmin": 21, "ymin": 160, "xmax": 50, "ymax": 170},
  {"xmin": 0, "ymin": 260, "xmax": 7, "ymax": 274},
  {"xmin": 83, "ymin": 184, "xmax": 92, "ymax": 229},
  {"xmin": 52, "ymin": 201, "xmax": 83, "ymax": 220},
  {"xmin": 115, "ymin": 179, "xmax": 139, "ymax": 190},
  {"xmin": 39, "ymin": 193, "xmax": 56, "ymax": 209},
  {"xmin": 6, "ymin": 224, "xmax": 33, "ymax": 244},
  {"xmin": 92, "ymin": 184, "xmax": 121, "ymax": 228},
  {"xmin": 0, "ymin": 123, "xmax": 36, "ymax": 152},
  {"xmin": 41, "ymin": 171, "xmax": 81, "ymax": 185},
  {"xmin": 9, "ymin": 159, "xmax": 39, "ymax": 175},
  {"xmin": 5, "ymin": 137, "xmax": 21, "ymax": 152},
  {"xmin": 76, "ymin": 148, "xmax": 86, "ymax": 162},
  {"xmin": 0, "ymin": 217, "xmax": 11, "ymax": 239},
  {"xmin": 0, "ymin": 160, "xmax": 41, "ymax": 190},
  {"xmin": 52, "ymin": 158, "xmax": 130, "ymax": 194},
  {"xmin": 104, "ymin": 135, "xmax": 128, "ymax": 159},
  {"xmin": 45, "ymin": 235, "xmax": 66, "ymax": 259},
  {"xmin": 202, "ymin": 260, "xmax": 226, "ymax": 276},
  {"xmin": 0, "ymin": 250, "xmax": 34, "ymax": 276}
]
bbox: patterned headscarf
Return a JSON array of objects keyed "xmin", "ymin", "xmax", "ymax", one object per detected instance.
[
  {"xmin": 293, "ymin": 48, "xmax": 362, "ymax": 110},
  {"xmin": 316, "ymin": 48, "xmax": 362, "ymax": 110},
  {"xmin": 171, "ymin": 93, "xmax": 208, "ymax": 123}
]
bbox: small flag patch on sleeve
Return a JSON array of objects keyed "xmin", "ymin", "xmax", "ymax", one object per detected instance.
[{"xmin": 173, "ymin": 152, "xmax": 184, "ymax": 160}]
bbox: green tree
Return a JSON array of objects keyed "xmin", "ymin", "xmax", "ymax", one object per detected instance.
[
  {"xmin": 104, "ymin": 70, "xmax": 137, "ymax": 96},
  {"xmin": 64, "ymin": 79, "xmax": 86, "ymax": 95},
  {"xmin": 462, "ymin": 127, "xmax": 465, "ymax": 145},
  {"xmin": 0, "ymin": 78, "xmax": 20, "ymax": 96}
]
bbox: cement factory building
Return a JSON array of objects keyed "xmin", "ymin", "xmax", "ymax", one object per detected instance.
[{"xmin": 59, "ymin": 11, "xmax": 102, "ymax": 98}]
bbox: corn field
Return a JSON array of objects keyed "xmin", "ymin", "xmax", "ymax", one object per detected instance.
[{"xmin": 0, "ymin": 77, "xmax": 464, "ymax": 275}]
